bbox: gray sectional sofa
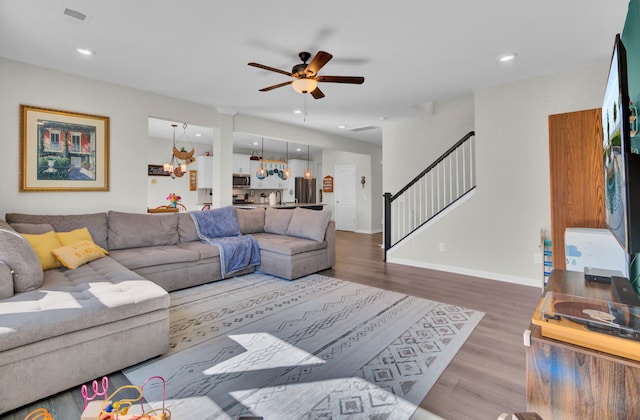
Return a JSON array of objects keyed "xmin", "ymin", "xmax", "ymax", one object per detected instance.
[{"xmin": 0, "ymin": 206, "xmax": 335, "ymax": 414}]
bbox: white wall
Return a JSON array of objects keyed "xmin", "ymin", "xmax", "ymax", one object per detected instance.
[
  {"xmin": 0, "ymin": 58, "xmax": 220, "ymax": 215},
  {"xmin": 386, "ymin": 63, "xmax": 609, "ymax": 286},
  {"xmin": 383, "ymin": 95, "xmax": 475, "ymax": 194},
  {"xmin": 321, "ymin": 149, "xmax": 376, "ymax": 233},
  {"xmin": 0, "ymin": 57, "xmax": 383, "ymax": 233}
]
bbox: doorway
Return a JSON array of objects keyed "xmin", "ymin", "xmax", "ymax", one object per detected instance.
[{"xmin": 334, "ymin": 164, "xmax": 357, "ymax": 231}]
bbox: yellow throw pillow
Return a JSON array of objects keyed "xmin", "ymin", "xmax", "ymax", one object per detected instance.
[
  {"xmin": 56, "ymin": 227, "xmax": 94, "ymax": 246},
  {"xmin": 21, "ymin": 231, "xmax": 63, "ymax": 270},
  {"xmin": 52, "ymin": 240, "xmax": 109, "ymax": 270}
]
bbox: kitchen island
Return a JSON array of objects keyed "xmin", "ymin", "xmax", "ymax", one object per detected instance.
[{"xmin": 233, "ymin": 203, "xmax": 327, "ymax": 211}]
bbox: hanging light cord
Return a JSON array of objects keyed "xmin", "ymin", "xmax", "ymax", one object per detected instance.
[{"xmin": 303, "ymin": 95, "xmax": 308, "ymax": 123}]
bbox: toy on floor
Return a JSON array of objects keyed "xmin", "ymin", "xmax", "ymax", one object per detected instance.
[
  {"xmin": 23, "ymin": 408, "xmax": 54, "ymax": 420},
  {"xmin": 81, "ymin": 376, "xmax": 110, "ymax": 411},
  {"xmin": 80, "ymin": 376, "xmax": 171, "ymax": 420}
]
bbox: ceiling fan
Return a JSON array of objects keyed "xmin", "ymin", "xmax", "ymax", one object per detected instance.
[{"xmin": 248, "ymin": 51, "xmax": 364, "ymax": 99}]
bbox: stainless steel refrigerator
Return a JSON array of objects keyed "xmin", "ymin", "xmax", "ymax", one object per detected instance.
[{"xmin": 295, "ymin": 177, "xmax": 316, "ymax": 203}]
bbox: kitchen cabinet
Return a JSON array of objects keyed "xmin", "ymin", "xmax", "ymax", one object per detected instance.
[
  {"xmin": 282, "ymin": 177, "xmax": 295, "ymax": 202},
  {"xmin": 289, "ymin": 159, "xmax": 316, "ymax": 179},
  {"xmin": 233, "ymin": 154, "xmax": 250, "ymax": 174},
  {"xmin": 249, "ymin": 160, "xmax": 263, "ymax": 188},
  {"xmin": 197, "ymin": 156, "xmax": 213, "ymax": 189},
  {"xmin": 526, "ymin": 270, "xmax": 640, "ymax": 419}
]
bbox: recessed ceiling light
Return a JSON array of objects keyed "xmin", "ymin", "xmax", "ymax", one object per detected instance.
[
  {"xmin": 293, "ymin": 109, "xmax": 303, "ymax": 114},
  {"xmin": 76, "ymin": 48, "xmax": 95, "ymax": 56},
  {"xmin": 296, "ymin": 147, "xmax": 302, "ymax": 152},
  {"xmin": 194, "ymin": 133, "xmax": 202, "ymax": 137},
  {"xmin": 338, "ymin": 125, "xmax": 347, "ymax": 129},
  {"xmin": 498, "ymin": 52, "xmax": 517, "ymax": 62},
  {"xmin": 252, "ymin": 141, "xmax": 259, "ymax": 146}
]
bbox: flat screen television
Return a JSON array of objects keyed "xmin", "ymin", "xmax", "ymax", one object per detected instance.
[
  {"xmin": 602, "ymin": 34, "xmax": 640, "ymax": 299},
  {"xmin": 602, "ymin": 34, "xmax": 640, "ymax": 255}
]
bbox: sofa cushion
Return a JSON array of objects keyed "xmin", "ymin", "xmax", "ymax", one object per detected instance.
[
  {"xmin": 0, "ymin": 256, "xmax": 169, "ymax": 353},
  {"xmin": 177, "ymin": 241, "xmax": 221, "ymax": 259},
  {"xmin": 0, "ymin": 222, "xmax": 43, "ymax": 293},
  {"xmin": 178, "ymin": 212, "xmax": 200, "ymax": 242},
  {"xmin": 108, "ymin": 211, "xmax": 179, "ymax": 250},
  {"xmin": 21, "ymin": 231, "xmax": 64, "ymax": 270},
  {"xmin": 264, "ymin": 208, "xmax": 294, "ymax": 235},
  {"xmin": 9, "ymin": 223, "xmax": 54, "ymax": 235},
  {"xmin": 251, "ymin": 232, "xmax": 326, "ymax": 256},
  {"xmin": 236, "ymin": 208, "xmax": 265, "ymax": 234},
  {"xmin": 52, "ymin": 240, "xmax": 109, "ymax": 270},
  {"xmin": 0, "ymin": 261, "xmax": 14, "ymax": 299},
  {"xmin": 286, "ymin": 208, "xmax": 332, "ymax": 242},
  {"xmin": 56, "ymin": 227, "xmax": 95, "ymax": 246},
  {"xmin": 5, "ymin": 213, "xmax": 108, "ymax": 249},
  {"xmin": 109, "ymin": 245, "xmax": 200, "ymax": 270}
]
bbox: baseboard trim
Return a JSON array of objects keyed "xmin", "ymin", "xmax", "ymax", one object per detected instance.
[
  {"xmin": 387, "ymin": 257, "xmax": 540, "ymax": 288},
  {"xmin": 356, "ymin": 228, "xmax": 383, "ymax": 234}
]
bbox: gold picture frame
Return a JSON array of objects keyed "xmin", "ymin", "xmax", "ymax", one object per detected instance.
[{"xmin": 20, "ymin": 105, "xmax": 109, "ymax": 191}]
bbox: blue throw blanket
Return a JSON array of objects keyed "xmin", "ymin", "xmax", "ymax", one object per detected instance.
[{"xmin": 190, "ymin": 208, "xmax": 261, "ymax": 277}]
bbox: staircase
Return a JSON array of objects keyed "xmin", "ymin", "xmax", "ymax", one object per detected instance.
[{"xmin": 383, "ymin": 131, "xmax": 476, "ymax": 260}]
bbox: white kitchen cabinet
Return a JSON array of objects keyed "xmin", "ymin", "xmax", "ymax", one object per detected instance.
[
  {"xmin": 197, "ymin": 156, "xmax": 213, "ymax": 189},
  {"xmin": 233, "ymin": 154, "xmax": 250, "ymax": 174},
  {"xmin": 282, "ymin": 176, "xmax": 295, "ymax": 202},
  {"xmin": 249, "ymin": 160, "xmax": 263, "ymax": 188}
]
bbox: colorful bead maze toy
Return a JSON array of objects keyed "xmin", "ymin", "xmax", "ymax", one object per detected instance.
[{"xmin": 80, "ymin": 376, "xmax": 170, "ymax": 420}]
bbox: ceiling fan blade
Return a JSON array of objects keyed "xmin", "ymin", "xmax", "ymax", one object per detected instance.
[
  {"xmin": 248, "ymin": 62, "xmax": 292, "ymax": 77},
  {"xmin": 304, "ymin": 51, "xmax": 333, "ymax": 76},
  {"xmin": 310, "ymin": 87, "xmax": 325, "ymax": 99},
  {"xmin": 316, "ymin": 75, "xmax": 365, "ymax": 84},
  {"xmin": 259, "ymin": 80, "xmax": 293, "ymax": 92}
]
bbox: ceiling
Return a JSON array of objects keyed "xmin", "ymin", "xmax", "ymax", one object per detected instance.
[{"xmin": 0, "ymin": 1, "xmax": 630, "ymax": 146}]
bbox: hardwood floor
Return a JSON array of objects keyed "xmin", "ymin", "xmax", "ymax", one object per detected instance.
[
  {"xmin": 2, "ymin": 231, "xmax": 541, "ymax": 420},
  {"xmin": 326, "ymin": 231, "xmax": 541, "ymax": 420}
]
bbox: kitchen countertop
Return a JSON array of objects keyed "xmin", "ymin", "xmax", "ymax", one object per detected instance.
[{"xmin": 233, "ymin": 203, "xmax": 327, "ymax": 209}]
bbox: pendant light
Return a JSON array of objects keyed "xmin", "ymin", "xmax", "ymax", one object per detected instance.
[
  {"xmin": 163, "ymin": 123, "xmax": 187, "ymax": 179},
  {"xmin": 256, "ymin": 138, "xmax": 267, "ymax": 180},
  {"xmin": 304, "ymin": 144, "xmax": 312, "ymax": 179},
  {"xmin": 283, "ymin": 142, "xmax": 291, "ymax": 180},
  {"xmin": 163, "ymin": 124, "xmax": 179, "ymax": 179}
]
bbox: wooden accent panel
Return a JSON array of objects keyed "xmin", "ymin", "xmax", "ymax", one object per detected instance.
[{"xmin": 548, "ymin": 109, "xmax": 606, "ymax": 269}]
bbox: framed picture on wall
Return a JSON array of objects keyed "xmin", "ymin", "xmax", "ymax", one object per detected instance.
[
  {"xmin": 148, "ymin": 164, "xmax": 171, "ymax": 176},
  {"xmin": 20, "ymin": 104, "xmax": 110, "ymax": 191}
]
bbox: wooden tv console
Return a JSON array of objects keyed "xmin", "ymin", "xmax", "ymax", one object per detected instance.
[{"xmin": 525, "ymin": 269, "xmax": 640, "ymax": 419}]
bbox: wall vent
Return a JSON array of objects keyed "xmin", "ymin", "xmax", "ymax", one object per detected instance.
[
  {"xmin": 348, "ymin": 125, "xmax": 377, "ymax": 132},
  {"xmin": 63, "ymin": 8, "xmax": 87, "ymax": 21}
]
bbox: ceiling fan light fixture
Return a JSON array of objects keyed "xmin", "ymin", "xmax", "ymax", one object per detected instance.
[{"xmin": 292, "ymin": 78, "xmax": 318, "ymax": 94}]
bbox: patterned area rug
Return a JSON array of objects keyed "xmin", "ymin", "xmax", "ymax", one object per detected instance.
[{"xmin": 124, "ymin": 273, "xmax": 484, "ymax": 419}]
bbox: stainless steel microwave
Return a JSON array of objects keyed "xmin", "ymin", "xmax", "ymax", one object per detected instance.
[{"xmin": 232, "ymin": 174, "xmax": 251, "ymax": 188}]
